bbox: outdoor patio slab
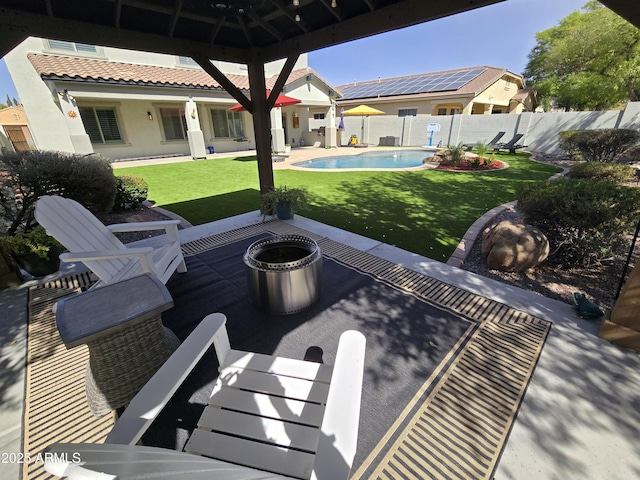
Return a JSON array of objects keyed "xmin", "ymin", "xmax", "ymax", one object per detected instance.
[{"xmin": 1, "ymin": 211, "xmax": 639, "ymax": 480}]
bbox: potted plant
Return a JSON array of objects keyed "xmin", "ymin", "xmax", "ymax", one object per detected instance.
[
  {"xmin": 0, "ymin": 226, "xmax": 63, "ymax": 277},
  {"xmin": 284, "ymin": 144, "xmax": 292, "ymax": 153},
  {"xmin": 260, "ymin": 185, "xmax": 308, "ymax": 220}
]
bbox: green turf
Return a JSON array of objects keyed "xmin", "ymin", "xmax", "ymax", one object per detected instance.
[{"xmin": 114, "ymin": 153, "xmax": 562, "ymax": 260}]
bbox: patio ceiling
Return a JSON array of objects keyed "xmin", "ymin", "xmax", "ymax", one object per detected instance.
[{"xmin": 0, "ymin": 0, "xmax": 511, "ymax": 63}]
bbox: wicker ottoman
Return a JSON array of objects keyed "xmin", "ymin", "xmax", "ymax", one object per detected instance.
[{"xmin": 56, "ymin": 274, "xmax": 178, "ymax": 417}]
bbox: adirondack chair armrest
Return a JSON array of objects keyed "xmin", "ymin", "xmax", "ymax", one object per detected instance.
[
  {"xmin": 106, "ymin": 313, "xmax": 228, "ymax": 446},
  {"xmin": 59, "ymin": 247, "xmax": 154, "ymax": 262},
  {"xmin": 107, "ymin": 219, "xmax": 181, "ymax": 234},
  {"xmin": 312, "ymin": 330, "xmax": 366, "ymax": 480}
]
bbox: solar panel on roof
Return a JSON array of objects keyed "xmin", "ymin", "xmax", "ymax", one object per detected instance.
[{"xmin": 339, "ymin": 67, "xmax": 489, "ymax": 101}]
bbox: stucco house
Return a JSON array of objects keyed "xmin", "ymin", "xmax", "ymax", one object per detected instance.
[
  {"xmin": 336, "ymin": 66, "xmax": 536, "ymax": 116},
  {"xmin": 0, "ymin": 105, "xmax": 35, "ymax": 153},
  {"xmin": 4, "ymin": 37, "xmax": 340, "ymax": 160}
]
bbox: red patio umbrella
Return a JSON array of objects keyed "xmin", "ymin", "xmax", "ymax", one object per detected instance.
[{"xmin": 229, "ymin": 89, "xmax": 301, "ymax": 111}]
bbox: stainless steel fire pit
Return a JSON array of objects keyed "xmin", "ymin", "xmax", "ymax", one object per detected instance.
[{"xmin": 244, "ymin": 235, "xmax": 322, "ymax": 314}]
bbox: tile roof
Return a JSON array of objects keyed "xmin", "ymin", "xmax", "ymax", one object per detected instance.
[
  {"xmin": 336, "ymin": 66, "xmax": 521, "ymax": 102},
  {"xmin": 27, "ymin": 53, "xmax": 329, "ymax": 93}
]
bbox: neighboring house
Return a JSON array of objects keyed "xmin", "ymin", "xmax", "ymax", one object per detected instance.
[
  {"xmin": 0, "ymin": 106, "xmax": 36, "ymax": 153},
  {"xmin": 336, "ymin": 66, "xmax": 536, "ymax": 116},
  {"xmin": 4, "ymin": 37, "xmax": 341, "ymax": 160}
]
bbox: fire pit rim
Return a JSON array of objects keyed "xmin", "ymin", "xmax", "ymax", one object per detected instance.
[{"xmin": 243, "ymin": 234, "xmax": 321, "ymax": 272}]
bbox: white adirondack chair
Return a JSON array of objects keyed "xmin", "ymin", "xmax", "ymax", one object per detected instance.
[
  {"xmin": 45, "ymin": 313, "xmax": 366, "ymax": 480},
  {"xmin": 35, "ymin": 195, "xmax": 186, "ymax": 287}
]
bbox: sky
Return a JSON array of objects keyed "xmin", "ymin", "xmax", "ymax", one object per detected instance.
[
  {"xmin": 307, "ymin": 0, "xmax": 587, "ymax": 87},
  {"xmin": 0, "ymin": 0, "xmax": 588, "ymax": 100}
]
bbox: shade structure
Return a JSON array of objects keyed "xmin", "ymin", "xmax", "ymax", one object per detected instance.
[
  {"xmin": 230, "ymin": 90, "xmax": 301, "ymax": 112},
  {"xmin": 342, "ymin": 105, "xmax": 385, "ymax": 145}
]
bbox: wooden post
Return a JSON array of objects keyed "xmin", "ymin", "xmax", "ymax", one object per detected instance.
[{"xmin": 247, "ymin": 58, "xmax": 274, "ymax": 194}]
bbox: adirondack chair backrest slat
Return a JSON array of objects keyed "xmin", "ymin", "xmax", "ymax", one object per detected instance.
[{"xmin": 35, "ymin": 196, "xmax": 136, "ymax": 282}]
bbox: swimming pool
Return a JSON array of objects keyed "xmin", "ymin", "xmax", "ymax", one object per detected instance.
[{"xmin": 291, "ymin": 149, "xmax": 435, "ymax": 170}]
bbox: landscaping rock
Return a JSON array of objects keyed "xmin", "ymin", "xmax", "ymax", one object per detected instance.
[{"xmin": 481, "ymin": 220, "xmax": 549, "ymax": 272}]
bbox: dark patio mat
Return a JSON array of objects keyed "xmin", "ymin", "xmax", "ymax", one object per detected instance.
[{"xmin": 23, "ymin": 220, "xmax": 551, "ymax": 480}]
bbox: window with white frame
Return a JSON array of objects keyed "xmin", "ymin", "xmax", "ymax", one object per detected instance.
[
  {"xmin": 159, "ymin": 107, "xmax": 187, "ymax": 140},
  {"xmin": 78, "ymin": 107, "xmax": 123, "ymax": 144},
  {"xmin": 398, "ymin": 108, "xmax": 417, "ymax": 117},
  {"xmin": 211, "ymin": 109, "xmax": 245, "ymax": 138},
  {"xmin": 313, "ymin": 113, "xmax": 325, "ymax": 120},
  {"xmin": 47, "ymin": 40, "xmax": 98, "ymax": 55}
]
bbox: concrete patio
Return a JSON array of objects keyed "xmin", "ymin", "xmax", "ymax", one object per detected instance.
[{"xmin": 1, "ymin": 148, "xmax": 639, "ymax": 479}]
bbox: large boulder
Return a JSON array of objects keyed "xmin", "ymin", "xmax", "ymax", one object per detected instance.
[{"xmin": 481, "ymin": 220, "xmax": 549, "ymax": 272}]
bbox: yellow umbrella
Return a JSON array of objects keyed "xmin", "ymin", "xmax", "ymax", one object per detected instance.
[{"xmin": 343, "ymin": 104, "xmax": 385, "ymax": 145}]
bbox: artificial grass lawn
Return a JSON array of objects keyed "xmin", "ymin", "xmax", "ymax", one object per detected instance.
[{"xmin": 114, "ymin": 153, "xmax": 562, "ymax": 261}]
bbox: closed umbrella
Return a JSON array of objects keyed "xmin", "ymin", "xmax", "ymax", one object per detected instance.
[
  {"xmin": 342, "ymin": 104, "xmax": 384, "ymax": 145},
  {"xmin": 229, "ymin": 89, "xmax": 301, "ymax": 111},
  {"xmin": 338, "ymin": 107, "xmax": 345, "ymax": 130}
]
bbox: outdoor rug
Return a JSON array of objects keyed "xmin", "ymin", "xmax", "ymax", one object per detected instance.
[
  {"xmin": 22, "ymin": 220, "xmax": 551, "ymax": 480},
  {"xmin": 22, "ymin": 273, "xmax": 113, "ymax": 480}
]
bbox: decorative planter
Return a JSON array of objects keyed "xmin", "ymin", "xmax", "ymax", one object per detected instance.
[
  {"xmin": 244, "ymin": 235, "xmax": 322, "ymax": 314},
  {"xmin": 275, "ymin": 200, "xmax": 294, "ymax": 220},
  {"xmin": 13, "ymin": 246, "xmax": 61, "ymax": 277}
]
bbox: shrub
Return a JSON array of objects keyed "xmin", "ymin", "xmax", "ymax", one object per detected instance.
[
  {"xmin": 0, "ymin": 151, "xmax": 117, "ymax": 235},
  {"xmin": 0, "ymin": 226, "xmax": 61, "ymax": 260},
  {"xmin": 568, "ymin": 162, "xmax": 635, "ymax": 182},
  {"xmin": 443, "ymin": 145, "xmax": 465, "ymax": 167},
  {"xmin": 113, "ymin": 175, "xmax": 149, "ymax": 212},
  {"xmin": 558, "ymin": 130, "xmax": 581, "ymax": 160},
  {"xmin": 469, "ymin": 157, "xmax": 482, "ymax": 169},
  {"xmin": 483, "ymin": 154, "xmax": 496, "ymax": 167},
  {"xmin": 571, "ymin": 129, "xmax": 640, "ymax": 163},
  {"xmin": 475, "ymin": 141, "xmax": 488, "ymax": 159},
  {"xmin": 517, "ymin": 179, "xmax": 640, "ymax": 267}
]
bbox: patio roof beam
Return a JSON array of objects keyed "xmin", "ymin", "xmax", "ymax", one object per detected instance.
[
  {"xmin": 319, "ymin": 0, "xmax": 342, "ymax": 21},
  {"xmin": 191, "ymin": 54, "xmax": 252, "ymax": 113},
  {"xmin": 600, "ymin": 0, "xmax": 640, "ymax": 28},
  {"xmin": 247, "ymin": 57, "xmax": 274, "ymax": 194},
  {"xmin": 114, "ymin": 0, "xmax": 123, "ymax": 28},
  {"xmin": 237, "ymin": 15, "xmax": 253, "ymax": 46},
  {"xmin": 248, "ymin": 12, "xmax": 283, "ymax": 42},
  {"xmin": 44, "ymin": 0, "xmax": 54, "ymax": 17},
  {"xmin": 267, "ymin": 54, "xmax": 300, "ymax": 110},
  {"xmin": 260, "ymin": 0, "xmax": 505, "ymax": 62},
  {"xmin": 208, "ymin": 16, "xmax": 225, "ymax": 44},
  {"xmin": 267, "ymin": 0, "xmax": 309, "ymax": 33},
  {"xmin": 167, "ymin": 0, "xmax": 183, "ymax": 38},
  {"xmin": 0, "ymin": 6, "xmax": 250, "ymax": 63}
]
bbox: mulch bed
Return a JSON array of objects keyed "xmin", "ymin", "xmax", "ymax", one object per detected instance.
[{"xmin": 436, "ymin": 159, "xmax": 506, "ymax": 171}]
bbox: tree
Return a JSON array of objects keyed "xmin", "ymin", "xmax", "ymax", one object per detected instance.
[
  {"xmin": 5, "ymin": 95, "xmax": 12, "ymax": 107},
  {"xmin": 524, "ymin": 1, "xmax": 640, "ymax": 111}
]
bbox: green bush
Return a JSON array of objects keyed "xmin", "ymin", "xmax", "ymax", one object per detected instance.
[
  {"xmin": 113, "ymin": 175, "xmax": 149, "ymax": 212},
  {"xmin": 442, "ymin": 145, "xmax": 465, "ymax": 167},
  {"xmin": 571, "ymin": 129, "xmax": 640, "ymax": 163},
  {"xmin": 568, "ymin": 162, "xmax": 635, "ymax": 182},
  {"xmin": 558, "ymin": 130, "xmax": 581, "ymax": 160},
  {"xmin": 0, "ymin": 151, "xmax": 117, "ymax": 235},
  {"xmin": 517, "ymin": 179, "xmax": 640, "ymax": 267},
  {"xmin": 0, "ymin": 226, "xmax": 61, "ymax": 260}
]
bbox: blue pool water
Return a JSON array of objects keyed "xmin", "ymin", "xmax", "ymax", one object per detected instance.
[{"xmin": 292, "ymin": 150, "xmax": 434, "ymax": 170}]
